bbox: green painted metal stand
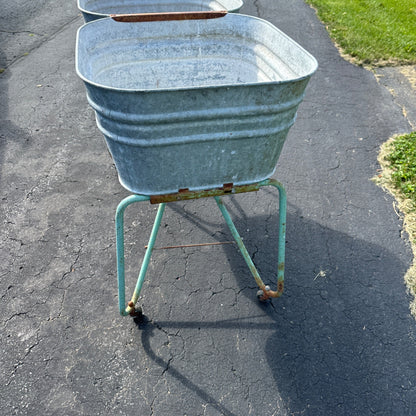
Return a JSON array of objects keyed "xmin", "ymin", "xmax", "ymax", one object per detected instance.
[{"xmin": 115, "ymin": 178, "xmax": 287, "ymax": 317}]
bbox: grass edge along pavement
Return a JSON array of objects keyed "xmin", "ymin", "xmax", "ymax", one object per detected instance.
[
  {"xmin": 305, "ymin": 0, "xmax": 416, "ymax": 317},
  {"xmin": 304, "ymin": 0, "xmax": 416, "ymax": 66},
  {"xmin": 374, "ymin": 133, "xmax": 416, "ymax": 317}
]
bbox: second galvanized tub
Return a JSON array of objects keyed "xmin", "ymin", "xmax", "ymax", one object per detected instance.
[
  {"xmin": 76, "ymin": 13, "xmax": 318, "ymax": 195},
  {"xmin": 78, "ymin": 0, "xmax": 243, "ymax": 22}
]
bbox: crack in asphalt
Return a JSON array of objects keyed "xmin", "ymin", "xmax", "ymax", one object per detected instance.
[
  {"xmin": 1, "ymin": 15, "xmax": 81, "ymax": 71},
  {"xmin": 6, "ymin": 328, "xmax": 40, "ymax": 387}
]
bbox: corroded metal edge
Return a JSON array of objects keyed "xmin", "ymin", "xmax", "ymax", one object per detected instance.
[
  {"xmin": 110, "ymin": 10, "xmax": 227, "ymax": 22},
  {"xmin": 149, "ymin": 182, "xmax": 263, "ymax": 204}
]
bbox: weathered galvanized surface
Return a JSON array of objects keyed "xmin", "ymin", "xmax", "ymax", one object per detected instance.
[
  {"xmin": 76, "ymin": 14, "xmax": 317, "ymax": 195},
  {"xmin": 78, "ymin": 0, "xmax": 243, "ymax": 22}
]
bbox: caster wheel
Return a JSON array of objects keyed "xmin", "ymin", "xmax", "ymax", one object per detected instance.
[
  {"xmin": 128, "ymin": 301, "xmax": 143, "ymax": 318},
  {"xmin": 257, "ymin": 285, "xmax": 271, "ymax": 301},
  {"xmin": 130, "ymin": 306, "xmax": 143, "ymax": 318}
]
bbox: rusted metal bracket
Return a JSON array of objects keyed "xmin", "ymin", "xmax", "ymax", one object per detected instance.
[
  {"xmin": 150, "ymin": 182, "xmax": 262, "ymax": 204},
  {"xmin": 111, "ymin": 10, "xmax": 227, "ymax": 22}
]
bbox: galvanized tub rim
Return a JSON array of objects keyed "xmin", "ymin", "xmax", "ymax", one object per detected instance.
[
  {"xmin": 77, "ymin": 0, "xmax": 244, "ymax": 20},
  {"xmin": 75, "ymin": 14, "xmax": 318, "ymax": 93}
]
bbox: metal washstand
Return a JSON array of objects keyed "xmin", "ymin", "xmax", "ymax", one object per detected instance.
[{"xmin": 75, "ymin": 10, "xmax": 318, "ymax": 317}]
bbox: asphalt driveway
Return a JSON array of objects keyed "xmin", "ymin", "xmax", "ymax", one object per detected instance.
[{"xmin": 1, "ymin": 1, "xmax": 416, "ymax": 415}]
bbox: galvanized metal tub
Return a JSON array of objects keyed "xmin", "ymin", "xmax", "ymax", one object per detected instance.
[
  {"xmin": 78, "ymin": 0, "xmax": 243, "ymax": 22},
  {"xmin": 76, "ymin": 13, "xmax": 318, "ymax": 195}
]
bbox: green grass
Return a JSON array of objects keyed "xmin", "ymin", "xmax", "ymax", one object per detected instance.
[
  {"xmin": 305, "ymin": 0, "xmax": 416, "ymax": 65},
  {"xmin": 385, "ymin": 132, "xmax": 416, "ymax": 205},
  {"xmin": 379, "ymin": 133, "xmax": 416, "ymax": 313}
]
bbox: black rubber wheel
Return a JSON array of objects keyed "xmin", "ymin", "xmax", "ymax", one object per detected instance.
[{"xmin": 130, "ymin": 305, "xmax": 143, "ymax": 318}]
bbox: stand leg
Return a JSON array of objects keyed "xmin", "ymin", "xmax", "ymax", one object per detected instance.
[
  {"xmin": 270, "ymin": 179, "xmax": 287, "ymax": 298},
  {"xmin": 214, "ymin": 178, "xmax": 286, "ymax": 299},
  {"xmin": 116, "ymin": 195, "xmax": 165, "ymax": 316}
]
